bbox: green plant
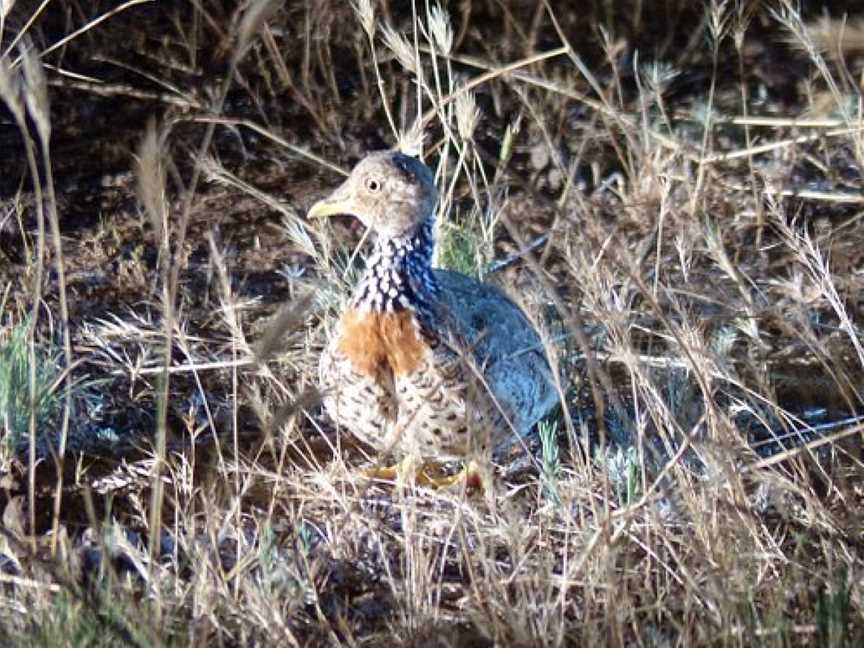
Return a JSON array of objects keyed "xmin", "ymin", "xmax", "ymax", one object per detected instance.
[
  {"xmin": 538, "ymin": 419, "xmax": 561, "ymax": 505},
  {"xmin": 604, "ymin": 445, "xmax": 641, "ymax": 506},
  {"xmin": 0, "ymin": 322, "xmax": 59, "ymax": 454},
  {"xmin": 26, "ymin": 591, "xmax": 124, "ymax": 648},
  {"xmin": 817, "ymin": 567, "xmax": 851, "ymax": 648},
  {"xmin": 439, "ymin": 221, "xmax": 482, "ymax": 278}
]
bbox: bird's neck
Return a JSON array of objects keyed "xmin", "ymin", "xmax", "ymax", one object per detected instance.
[{"xmin": 350, "ymin": 217, "xmax": 439, "ymax": 314}]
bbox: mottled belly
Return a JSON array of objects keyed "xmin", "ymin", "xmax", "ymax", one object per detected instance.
[
  {"xmin": 320, "ymin": 307, "xmax": 512, "ymax": 458},
  {"xmin": 320, "ymin": 308, "xmax": 428, "ymax": 452}
]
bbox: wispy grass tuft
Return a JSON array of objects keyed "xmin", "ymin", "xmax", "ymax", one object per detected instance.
[{"xmin": 22, "ymin": 590, "xmax": 150, "ymax": 648}]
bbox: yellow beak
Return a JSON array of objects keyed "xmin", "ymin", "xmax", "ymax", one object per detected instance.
[
  {"xmin": 307, "ymin": 180, "xmax": 355, "ymax": 220},
  {"xmin": 307, "ymin": 198, "xmax": 350, "ymax": 219}
]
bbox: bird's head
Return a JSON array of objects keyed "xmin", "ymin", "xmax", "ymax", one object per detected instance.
[{"xmin": 307, "ymin": 151, "xmax": 437, "ymax": 240}]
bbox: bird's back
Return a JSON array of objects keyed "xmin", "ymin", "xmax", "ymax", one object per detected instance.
[{"xmin": 432, "ymin": 269, "xmax": 558, "ymax": 442}]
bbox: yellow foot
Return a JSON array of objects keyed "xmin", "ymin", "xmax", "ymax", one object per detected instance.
[
  {"xmin": 365, "ymin": 458, "xmax": 490, "ymax": 492},
  {"xmin": 364, "ymin": 463, "xmax": 401, "ymax": 482},
  {"xmin": 364, "ymin": 455, "xmax": 418, "ymax": 484}
]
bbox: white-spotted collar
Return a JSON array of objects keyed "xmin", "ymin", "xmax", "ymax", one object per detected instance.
[{"xmin": 351, "ymin": 218, "xmax": 439, "ymax": 322}]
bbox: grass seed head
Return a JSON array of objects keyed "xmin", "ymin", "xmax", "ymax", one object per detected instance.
[
  {"xmin": 381, "ymin": 24, "xmax": 416, "ymax": 73},
  {"xmin": 455, "ymin": 91, "xmax": 480, "ymax": 141},
  {"xmin": 0, "ymin": 55, "xmax": 23, "ymax": 123},
  {"xmin": 352, "ymin": 0, "xmax": 375, "ymax": 40},
  {"xmin": 19, "ymin": 41, "xmax": 50, "ymax": 145},
  {"xmin": 428, "ymin": 4, "xmax": 453, "ymax": 56},
  {"xmin": 397, "ymin": 123, "xmax": 425, "ymax": 157}
]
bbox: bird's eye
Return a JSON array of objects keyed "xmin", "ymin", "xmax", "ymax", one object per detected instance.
[{"xmin": 365, "ymin": 177, "xmax": 382, "ymax": 193}]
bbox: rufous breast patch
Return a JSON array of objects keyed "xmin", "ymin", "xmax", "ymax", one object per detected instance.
[{"xmin": 338, "ymin": 308, "xmax": 428, "ymax": 377}]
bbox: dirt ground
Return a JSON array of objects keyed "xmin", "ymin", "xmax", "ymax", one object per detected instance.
[{"xmin": 1, "ymin": 0, "xmax": 864, "ymax": 645}]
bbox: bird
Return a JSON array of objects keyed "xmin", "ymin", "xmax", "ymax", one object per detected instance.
[{"xmin": 307, "ymin": 150, "xmax": 558, "ymax": 488}]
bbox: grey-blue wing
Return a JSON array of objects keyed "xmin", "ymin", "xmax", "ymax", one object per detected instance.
[{"xmin": 432, "ymin": 269, "xmax": 558, "ymax": 442}]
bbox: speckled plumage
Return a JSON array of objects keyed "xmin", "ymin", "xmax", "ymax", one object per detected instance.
[{"xmin": 309, "ymin": 151, "xmax": 557, "ymax": 465}]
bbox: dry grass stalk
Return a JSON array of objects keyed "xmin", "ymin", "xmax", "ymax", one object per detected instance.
[
  {"xmin": 235, "ymin": 0, "xmax": 284, "ymax": 64},
  {"xmin": 135, "ymin": 119, "xmax": 167, "ymax": 241},
  {"xmin": 792, "ymin": 16, "xmax": 864, "ymax": 59}
]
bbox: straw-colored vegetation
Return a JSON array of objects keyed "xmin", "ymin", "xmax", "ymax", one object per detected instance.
[{"xmin": 0, "ymin": 0, "xmax": 863, "ymax": 645}]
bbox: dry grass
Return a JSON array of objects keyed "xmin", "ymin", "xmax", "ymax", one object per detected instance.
[{"xmin": 1, "ymin": 0, "xmax": 863, "ymax": 645}]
